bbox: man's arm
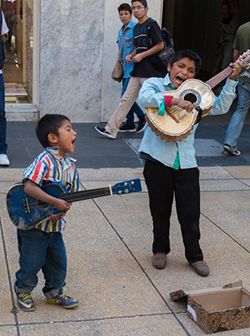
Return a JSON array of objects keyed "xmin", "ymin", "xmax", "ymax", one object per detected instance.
[{"xmin": 132, "ymin": 41, "xmax": 164, "ymax": 63}]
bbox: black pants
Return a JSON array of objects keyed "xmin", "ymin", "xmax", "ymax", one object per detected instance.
[{"xmin": 143, "ymin": 160, "xmax": 203, "ymax": 263}]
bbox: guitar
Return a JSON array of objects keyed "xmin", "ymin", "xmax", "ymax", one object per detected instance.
[
  {"xmin": 6, "ymin": 179, "xmax": 142, "ymax": 230},
  {"xmin": 146, "ymin": 50, "xmax": 250, "ymax": 142}
]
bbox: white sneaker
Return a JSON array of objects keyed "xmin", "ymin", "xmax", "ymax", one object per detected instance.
[{"xmin": 0, "ymin": 154, "xmax": 10, "ymax": 166}]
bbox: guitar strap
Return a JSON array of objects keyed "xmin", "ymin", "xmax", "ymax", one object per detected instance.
[{"xmin": 194, "ymin": 106, "xmax": 203, "ymax": 125}]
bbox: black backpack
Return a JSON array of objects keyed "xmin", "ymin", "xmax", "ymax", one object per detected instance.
[{"xmin": 147, "ymin": 23, "xmax": 175, "ymax": 67}]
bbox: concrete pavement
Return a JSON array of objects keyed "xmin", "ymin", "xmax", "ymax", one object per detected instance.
[{"xmin": 0, "ymin": 117, "xmax": 250, "ymax": 336}]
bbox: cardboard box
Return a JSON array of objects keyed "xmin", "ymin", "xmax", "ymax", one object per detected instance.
[{"xmin": 170, "ymin": 281, "xmax": 250, "ymax": 334}]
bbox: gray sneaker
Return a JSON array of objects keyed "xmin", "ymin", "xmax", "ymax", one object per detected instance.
[
  {"xmin": 223, "ymin": 144, "xmax": 241, "ymax": 156},
  {"xmin": 189, "ymin": 260, "xmax": 210, "ymax": 277},
  {"xmin": 152, "ymin": 252, "xmax": 167, "ymax": 269}
]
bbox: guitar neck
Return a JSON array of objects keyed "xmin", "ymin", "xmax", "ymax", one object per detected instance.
[
  {"xmin": 61, "ymin": 187, "xmax": 111, "ymax": 203},
  {"xmin": 206, "ymin": 66, "xmax": 233, "ymax": 89}
]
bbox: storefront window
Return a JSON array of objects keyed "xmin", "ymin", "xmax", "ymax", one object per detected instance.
[{"xmin": 1, "ymin": 0, "xmax": 33, "ymax": 103}]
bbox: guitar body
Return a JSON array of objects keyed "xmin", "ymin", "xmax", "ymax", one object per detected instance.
[
  {"xmin": 6, "ymin": 178, "xmax": 142, "ymax": 230},
  {"xmin": 6, "ymin": 183, "xmax": 67, "ymax": 230},
  {"xmin": 146, "ymin": 79, "xmax": 215, "ymax": 142}
]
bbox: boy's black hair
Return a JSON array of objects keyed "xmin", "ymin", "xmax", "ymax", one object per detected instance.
[
  {"xmin": 170, "ymin": 49, "xmax": 202, "ymax": 74},
  {"xmin": 118, "ymin": 3, "xmax": 132, "ymax": 14},
  {"xmin": 36, "ymin": 114, "xmax": 70, "ymax": 148},
  {"xmin": 131, "ymin": 0, "xmax": 148, "ymax": 8}
]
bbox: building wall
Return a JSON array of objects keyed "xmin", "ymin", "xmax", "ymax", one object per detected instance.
[{"xmin": 39, "ymin": 0, "xmax": 163, "ymax": 122}]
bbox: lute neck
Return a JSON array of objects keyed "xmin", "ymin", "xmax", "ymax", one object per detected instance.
[
  {"xmin": 60, "ymin": 187, "xmax": 111, "ymax": 203},
  {"xmin": 206, "ymin": 66, "xmax": 233, "ymax": 89}
]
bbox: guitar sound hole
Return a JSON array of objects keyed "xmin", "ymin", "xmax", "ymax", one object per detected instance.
[{"xmin": 184, "ymin": 93, "xmax": 197, "ymax": 104}]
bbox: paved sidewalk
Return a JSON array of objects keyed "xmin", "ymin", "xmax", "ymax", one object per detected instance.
[{"xmin": 0, "ymin": 118, "xmax": 250, "ymax": 336}]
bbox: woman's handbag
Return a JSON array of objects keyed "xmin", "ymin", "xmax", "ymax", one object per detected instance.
[{"xmin": 111, "ymin": 57, "xmax": 124, "ymax": 82}]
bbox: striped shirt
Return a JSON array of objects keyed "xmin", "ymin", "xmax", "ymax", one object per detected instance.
[{"xmin": 23, "ymin": 147, "xmax": 80, "ymax": 233}]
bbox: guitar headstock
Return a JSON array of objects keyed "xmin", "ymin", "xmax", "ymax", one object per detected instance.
[
  {"xmin": 237, "ymin": 49, "xmax": 250, "ymax": 68},
  {"xmin": 111, "ymin": 178, "xmax": 142, "ymax": 195}
]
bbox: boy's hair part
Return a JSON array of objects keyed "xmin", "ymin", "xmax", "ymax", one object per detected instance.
[
  {"xmin": 36, "ymin": 114, "xmax": 71, "ymax": 148},
  {"xmin": 170, "ymin": 49, "xmax": 202, "ymax": 74},
  {"xmin": 131, "ymin": 0, "xmax": 148, "ymax": 8},
  {"xmin": 118, "ymin": 3, "xmax": 132, "ymax": 14}
]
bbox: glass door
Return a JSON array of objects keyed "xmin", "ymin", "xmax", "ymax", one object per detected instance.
[{"xmin": 1, "ymin": 0, "xmax": 33, "ymax": 103}]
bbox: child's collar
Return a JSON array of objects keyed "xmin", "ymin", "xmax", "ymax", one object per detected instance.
[
  {"xmin": 163, "ymin": 74, "xmax": 175, "ymax": 90},
  {"xmin": 46, "ymin": 147, "xmax": 77, "ymax": 163}
]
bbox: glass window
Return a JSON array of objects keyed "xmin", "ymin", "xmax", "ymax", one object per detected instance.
[{"xmin": 1, "ymin": 0, "xmax": 33, "ymax": 103}]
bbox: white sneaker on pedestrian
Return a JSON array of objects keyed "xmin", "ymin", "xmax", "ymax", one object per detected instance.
[{"xmin": 0, "ymin": 154, "xmax": 10, "ymax": 166}]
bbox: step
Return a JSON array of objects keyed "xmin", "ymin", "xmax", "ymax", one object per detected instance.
[{"xmin": 6, "ymin": 103, "xmax": 39, "ymax": 121}]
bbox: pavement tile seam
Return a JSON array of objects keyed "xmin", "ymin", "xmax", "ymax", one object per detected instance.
[
  {"xmin": 90, "ymin": 199, "xmax": 191, "ymax": 336},
  {"xmin": 0, "ymin": 218, "xmax": 20, "ymax": 330},
  {"xmin": 16, "ymin": 312, "xmax": 175, "ymax": 326},
  {"xmin": 201, "ymin": 212, "xmax": 250, "ymax": 254}
]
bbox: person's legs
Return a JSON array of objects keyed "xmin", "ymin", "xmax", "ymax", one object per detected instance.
[
  {"xmin": 15, "ymin": 230, "xmax": 49, "ymax": 293},
  {"xmin": 42, "ymin": 232, "xmax": 67, "ymax": 297},
  {"xmin": 224, "ymin": 82, "xmax": 250, "ymax": 151},
  {"xmin": 143, "ymin": 160, "xmax": 174, "ymax": 254},
  {"xmin": 0, "ymin": 74, "xmax": 7, "ymax": 155},
  {"xmin": 105, "ymin": 77, "xmax": 146, "ymax": 137},
  {"xmin": 15, "ymin": 229, "xmax": 49, "ymax": 311},
  {"xmin": 174, "ymin": 168, "xmax": 203, "ymax": 263}
]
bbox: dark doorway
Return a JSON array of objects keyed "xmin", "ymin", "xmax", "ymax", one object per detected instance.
[{"xmin": 162, "ymin": 0, "xmax": 250, "ymax": 81}]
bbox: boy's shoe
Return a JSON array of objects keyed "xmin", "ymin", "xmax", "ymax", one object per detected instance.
[
  {"xmin": 0, "ymin": 154, "xmax": 10, "ymax": 166},
  {"xmin": 189, "ymin": 260, "xmax": 210, "ymax": 277},
  {"xmin": 94, "ymin": 126, "xmax": 116, "ymax": 139},
  {"xmin": 136, "ymin": 119, "xmax": 146, "ymax": 133},
  {"xmin": 223, "ymin": 144, "xmax": 241, "ymax": 156},
  {"xmin": 119, "ymin": 122, "xmax": 136, "ymax": 132},
  {"xmin": 16, "ymin": 292, "xmax": 35, "ymax": 312},
  {"xmin": 152, "ymin": 252, "xmax": 167, "ymax": 269},
  {"xmin": 47, "ymin": 289, "xmax": 78, "ymax": 309}
]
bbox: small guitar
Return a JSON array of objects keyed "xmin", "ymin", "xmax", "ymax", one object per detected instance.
[
  {"xmin": 146, "ymin": 50, "xmax": 250, "ymax": 142},
  {"xmin": 6, "ymin": 179, "xmax": 142, "ymax": 230}
]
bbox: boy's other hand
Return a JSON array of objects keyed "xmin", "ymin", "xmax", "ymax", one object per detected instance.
[
  {"xmin": 229, "ymin": 61, "xmax": 243, "ymax": 80},
  {"xmin": 53, "ymin": 198, "xmax": 71, "ymax": 212},
  {"xmin": 172, "ymin": 98, "xmax": 194, "ymax": 113}
]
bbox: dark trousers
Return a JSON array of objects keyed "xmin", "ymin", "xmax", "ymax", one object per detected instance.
[
  {"xmin": 0, "ymin": 74, "xmax": 7, "ymax": 154},
  {"xmin": 143, "ymin": 160, "xmax": 203, "ymax": 263},
  {"xmin": 15, "ymin": 229, "xmax": 67, "ymax": 296}
]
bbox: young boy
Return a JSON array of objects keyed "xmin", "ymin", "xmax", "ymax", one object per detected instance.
[
  {"xmin": 138, "ymin": 49, "xmax": 242, "ymax": 276},
  {"xmin": 15, "ymin": 114, "xmax": 79, "ymax": 311},
  {"xmin": 116, "ymin": 3, "xmax": 145, "ymax": 132}
]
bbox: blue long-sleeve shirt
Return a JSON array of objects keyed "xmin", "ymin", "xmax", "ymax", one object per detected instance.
[
  {"xmin": 139, "ymin": 74, "xmax": 238, "ymax": 169},
  {"xmin": 117, "ymin": 20, "xmax": 137, "ymax": 79}
]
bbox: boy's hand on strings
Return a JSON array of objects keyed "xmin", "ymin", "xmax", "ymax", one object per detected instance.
[{"xmin": 172, "ymin": 98, "xmax": 194, "ymax": 113}]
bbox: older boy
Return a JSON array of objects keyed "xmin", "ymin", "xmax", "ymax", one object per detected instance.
[
  {"xmin": 15, "ymin": 114, "xmax": 79, "ymax": 311},
  {"xmin": 139, "ymin": 49, "xmax": 242, "ymax": 276}
]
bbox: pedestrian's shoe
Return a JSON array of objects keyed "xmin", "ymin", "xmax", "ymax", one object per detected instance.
[
  {"xmin": 223, "ymin": 144, "xmax": 241, "ymax": 156},
  {"xmin": 119, "ymin": 122, "xmax": 136, "ymax": 132},
  {"xmin": 152, "ymin": 252, "xmax": 167, "ymax": 269},
  {"xmin": 0, "ymin": 154, "xmax": 10, "ymax": 166},
  {"xmin": 189, "ymin": 260, "xmax": 210, "ymax": 277},
  {"xmin": 16, "ymin": 292, "xmax": 35, "ymax": 312},
  {"xmin": 136, "ymin": 119, "xmax": 146, "ymax": 133},
  {"xmin": 47, "ymin": 289, "xmax": 78, "ymax": 309},
  {"xmin": 94, "ymin": 126, "xmax": 116, "ymax": 139}
]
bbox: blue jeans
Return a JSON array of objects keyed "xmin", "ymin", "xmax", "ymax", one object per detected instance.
[
  {"xmin": 15, "ymin": 229, "xmax": 67, "ymax": 297},
  {"xmin": 0, "ymin": 74, "xmax": 7, "ymax": 154},
  {"xmin": 224, "ymin": 82, "xmax": 250, "ymax": 149},
  {"xmin": 122, "ymin": 77, "xmax": 144, "ymax": 126}
]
